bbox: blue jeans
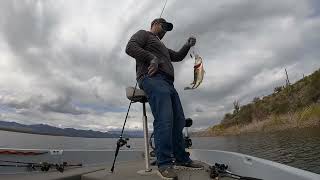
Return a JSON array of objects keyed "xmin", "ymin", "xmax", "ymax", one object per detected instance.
[{"xmin": 138, "ymin": 72, "xmax": 191, "ymax": 167}]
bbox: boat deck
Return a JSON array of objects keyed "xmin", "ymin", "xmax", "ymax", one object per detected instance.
[
  {"xmin": 1, "ymin": 149, "xmax": 320, "ymax": 180},
  {"xmin": 1, "ymin": 160, "xmax": 232, "ymax": 180}
]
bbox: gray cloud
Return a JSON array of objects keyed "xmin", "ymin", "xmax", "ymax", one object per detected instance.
[
  {"xmin": 1, "ymin": 1, "xmax": 57, "ymax": 51},
  {"xmin": 40, "ymin": 96, "xmax": 89, "ymax": 115}
]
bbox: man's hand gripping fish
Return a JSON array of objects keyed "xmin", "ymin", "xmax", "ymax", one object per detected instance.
[{"xmin": 184, "ymin": 53, "xmax": 205, "ymax": 90}]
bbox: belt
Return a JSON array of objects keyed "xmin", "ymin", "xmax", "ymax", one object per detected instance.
[{"xmin": 138, "ymin": 70, "xmax": 174, "ymax": 82}]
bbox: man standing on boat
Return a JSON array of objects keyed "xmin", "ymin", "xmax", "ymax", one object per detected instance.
[{"xmin": 125, "ymin": 18, "xmax": 203, "ymax": 179}]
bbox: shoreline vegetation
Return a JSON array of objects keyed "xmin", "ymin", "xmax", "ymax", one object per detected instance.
[
  {"xmin": 195, "ymin": 68, "xmax": 320, "ymax": 137},
  {"xmin": 194, "ymin": 103, "xmax": 320, "ymax": 137}
]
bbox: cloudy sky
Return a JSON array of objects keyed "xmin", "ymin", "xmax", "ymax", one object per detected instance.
[{"xmin": 0, "ymin": 0, "xmax": 319, "ymax": 132}]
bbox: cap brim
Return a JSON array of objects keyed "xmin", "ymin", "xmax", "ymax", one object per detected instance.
[{"xmin": 162, "ymin": 22, "xmax": 173, "ymax": 31}]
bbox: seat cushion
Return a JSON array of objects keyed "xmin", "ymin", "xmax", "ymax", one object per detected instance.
[{"xmin": 126, "ymin": 87, "xmax": 148, "ymax": 103}]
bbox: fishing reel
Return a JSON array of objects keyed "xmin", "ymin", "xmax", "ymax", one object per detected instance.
[
  {"xmin": 110, "ymin": 136, "xmax": 131, "ymax": 172},
  {"xmin": 209, "ymin": 163, "xmax": 262, "ymax": 180},
  {"xmin": 41, "ymin": 162, "xmax": 65, "ymax": 173},
  {"xmin": 117, "ymin": 137, "xmax": 131, "ymax": 149},
  {"xmin": 209, "ymin": 163, "xmax": 229, "ymax": 179},
  {"xmin": 215, "ymin": 163, "xmax": 229, "ymax": 172},
  {"xmin": 40, "ymin": 162, "xmax": 51, "ymax": 172}
]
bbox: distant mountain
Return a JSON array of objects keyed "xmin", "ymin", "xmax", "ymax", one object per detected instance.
[{"xmin": 0, "ymin": 120, "xmax": 143, "ymax": 138}]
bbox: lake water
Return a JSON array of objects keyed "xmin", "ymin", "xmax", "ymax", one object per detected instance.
[{"xmin": 0, "ymin": 127, "xmax": 319, "ymax": 174}]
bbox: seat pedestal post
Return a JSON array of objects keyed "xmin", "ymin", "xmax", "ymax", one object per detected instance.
[
  {"xmin": 142, "ymin": 102, "xmax": 151, "ymax": 172},
  {"xmin": 137, "ymin": 102, "xmax": 155, "ymax": 175}
]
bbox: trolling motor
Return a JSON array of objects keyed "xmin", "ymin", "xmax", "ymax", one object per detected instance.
[{"xmin": 184, "ymin": 118, "xmax": 193, "ymax": 149}]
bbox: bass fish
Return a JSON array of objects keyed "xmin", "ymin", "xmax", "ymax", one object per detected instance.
[{"xmin": 184, "ymin": 53, "xmax": 205, "ymax": 90}]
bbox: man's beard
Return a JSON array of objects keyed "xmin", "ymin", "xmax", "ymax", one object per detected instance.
[{"xmin": 156, "ymin": 31, "xmax": 166, "ymax": 40}]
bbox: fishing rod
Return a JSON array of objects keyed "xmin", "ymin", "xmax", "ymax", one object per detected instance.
[
  {"xmin": 0, "ymin": 159, "xmax": 82, "ymax": 172},
  {"xmin": 110, "ymin": 81, "xmax": 138, "ymax": 173}
]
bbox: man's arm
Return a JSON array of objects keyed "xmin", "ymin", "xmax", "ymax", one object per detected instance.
[
  {"xmin": 125, "ymin": 30, "xmax": 156, "ymax": 63},
  {"xmin": 168, "ymin": 45, "xmax": 191, "ymax": 62},
  {"xmin": 168, "ymin": 36, "xmax": 196, "ymax": 62}
]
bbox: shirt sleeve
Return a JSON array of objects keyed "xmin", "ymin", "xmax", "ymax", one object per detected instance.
[
  {"xmin": 167, "ymin": 44, "xmax": 191, "ymax": 62},
  {"xmin": 125, "ymin": 30, "xmax": 156, "ymax": 63}
]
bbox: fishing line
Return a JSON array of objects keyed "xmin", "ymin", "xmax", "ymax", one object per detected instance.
[
  {"xmin": 160, "ymin": 0, "xmax": 168, "ymax": 18},
  {"xmin": 190, "ymin": 46, "xmax": 196, "ymax": 58},
  {"xmin": 191, "ymin": 44, "xmax": 199, "ymax": 58}
]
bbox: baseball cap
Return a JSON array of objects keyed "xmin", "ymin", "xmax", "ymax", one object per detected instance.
[{"xmin": 151, "ymin": 18, "xmax": 173, "ymax": 31}]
